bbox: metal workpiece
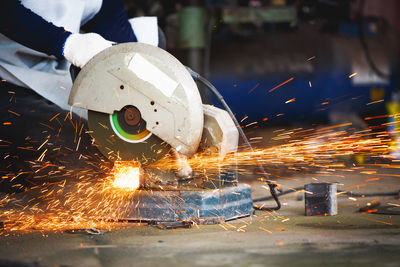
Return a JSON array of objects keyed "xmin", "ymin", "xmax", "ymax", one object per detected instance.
[
  {"xmin": 305, "ymin": 183, "xmax": 337, "ymax": 216},
  {"xmin": 122, "ymin": 184, "xmax": 254, "ymax": 223}
]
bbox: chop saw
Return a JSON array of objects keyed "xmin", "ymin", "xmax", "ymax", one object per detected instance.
[{"xmin": 69, "ymin": 43, "xmax": 278, "ymax": 223}]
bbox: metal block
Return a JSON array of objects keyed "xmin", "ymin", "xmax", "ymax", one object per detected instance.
[
  {"xmin": 305, "ymin": 183, "xmax": 337, "ymax": 216},
  {"xmin": 124, "ymin": 184, "xmax": 253, "ymax": 223}
]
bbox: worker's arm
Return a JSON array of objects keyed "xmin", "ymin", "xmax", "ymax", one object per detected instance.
[
  {"xmin": 0, "ymin": 0, "xmax": 71, "ymax": 59},
  {"xmin": 0, "ymin": 0, "xmax": 121, "ymax": 68},
  {"xmin": 0, "ymin": 0, "xmax": 137, "ymax": 67},
  {"xmin": 82, "ymin": 0, "xmax": 137, "ymax": 43}
]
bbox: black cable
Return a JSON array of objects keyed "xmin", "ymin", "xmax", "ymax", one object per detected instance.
[
  {"xmin": 186, "ymin": 67, "xmax": 281, "ymax": 211},
  {"xmin": 253, "ymin": 186, "xmax": 304, "ymax": 203},
  {"xmin": 252, "ymin": 185, "xmax": 398, "ymax": 211}
]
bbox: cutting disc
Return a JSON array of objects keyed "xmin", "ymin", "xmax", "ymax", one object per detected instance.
[{"xmin": 88, "ymin": 106, "xmax": 171, "ymax": 165}]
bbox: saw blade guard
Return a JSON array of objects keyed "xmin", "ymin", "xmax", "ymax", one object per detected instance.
[{"xmin": 68, "ymin": 43, "xmax": 204, "ymax": 157}]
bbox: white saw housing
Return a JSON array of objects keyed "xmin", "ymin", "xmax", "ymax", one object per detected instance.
[
  {"xmin": 68, "ymin": 43, "xmax": 204, "ymax": 157},
  {"xmin": 201, "ymin": 105, "xmax": 239, "ymax": 160}
]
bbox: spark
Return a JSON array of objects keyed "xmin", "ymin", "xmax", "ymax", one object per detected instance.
[
  {"xmin": 49, "ymin": 113, "xmax": 60, "ymax": 122},
  {"xmin": 365, "ymin": 114, "xmax": 393, "ymax": 120},
  {"xmin": 248, "ymin": 83, "xmax": 260, "ymax": 94},
  {"xmin": 75, "ymin": 137, "xmax": 81, "ymax": 151},
  {"xmin": 268, "ymin": 77, "xmax": 294, "ymax": 93},
  {"xmin": 37, "ymin": 139, "xmax": 49, "ymax": 150},
  {"xmin": 285, "ymin": 98, "xmax": 296, "ymax": 104},
  {"xmin": 259, "ymin": 227, "xmax": 272, "ymax": 234},
  {"xmin": 245, "ymin": 121, "xmax": 258, "ymax": 128},
  {"xmin": 349, "ymin": 72, "xmax": 358, "ymax": 78},
  {"xmin": 39, "ymin": 123, "xmax": 54, "ymax": 130},
  {"xmin": 8, "ymin": 110, "xmax": 20, "ymax": 117},
  {"xmin": 37, "ymin": 149, "xmax": 48, "ymax": 161},
  {"xmin": 240, "ymin": 115, "xmax": 248, "ymax": 123},
  {"xmin": 367, "ymin": 99, "xmax": 384, "ymax": 105}
]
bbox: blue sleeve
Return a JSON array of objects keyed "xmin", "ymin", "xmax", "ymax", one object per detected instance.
[
  {"xmin": 83, "ymin": 0, "xmax": 137, "ymax": 43},
  {"xmin": 0, "ymin": 0, "xmax": 71, "ymax": 59}
]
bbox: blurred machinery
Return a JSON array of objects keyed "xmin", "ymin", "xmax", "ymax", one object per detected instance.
[{"xmin": 123, "ymin": 0, "xmax": 399, "ymax": 127}]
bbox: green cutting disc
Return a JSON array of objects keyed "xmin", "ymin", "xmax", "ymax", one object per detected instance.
[{"xmin": 88, "ymin": 106, "xmax": 171, "ymax": 165}]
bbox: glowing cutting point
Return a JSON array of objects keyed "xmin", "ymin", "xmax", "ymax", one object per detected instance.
[{"xmin": 113, "ymin": 161, "xmax": 141, "ymax": 191}]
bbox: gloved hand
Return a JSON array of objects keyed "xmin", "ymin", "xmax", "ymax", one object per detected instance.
[{"xmin": 63, "ymin": 33, "xmax": 113, "ymax": 68}]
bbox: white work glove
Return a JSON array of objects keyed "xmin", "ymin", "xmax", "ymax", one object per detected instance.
[{"xmin": 63, "ymin": 33, "xmax": 114, "ymax": 68}]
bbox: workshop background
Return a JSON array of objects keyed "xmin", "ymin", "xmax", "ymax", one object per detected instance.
[{"xmin": 1, "ymin": 0, "xmax": 400, "ymax": 266}]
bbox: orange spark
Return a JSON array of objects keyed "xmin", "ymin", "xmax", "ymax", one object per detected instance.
[
  {"xmin": 8, "ymin": 110, "xmax": 20, "ymax": 117},
  {"xmin": 248, "ymin": 83, "xmax": 260, "ymax": 94},
  {"xmin": 364, "ymin": 114, "xmax": 392, "ymax": 120},
  {"xmin": 268, "ymin": 77, "xmax": 294, "ymax": 93},
  {"xmin": 285, "ymin": 98, "xmax": 296, "ymax": 104},
  {"xmin": 49, "ymin": 113, "xmax": 60, "ymax": 122},
  {"xmin": 349, "ymin": 72, "xmax": 358, "ymax": 78},
  {"xmin": 259, "ymin": 227, "xmax": 272, "ymax": 234}
]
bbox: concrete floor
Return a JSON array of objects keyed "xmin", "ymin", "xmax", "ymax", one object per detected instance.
[{"xmin": 1, "ymin": 170, "xmax": 400, "ymax": 267}]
